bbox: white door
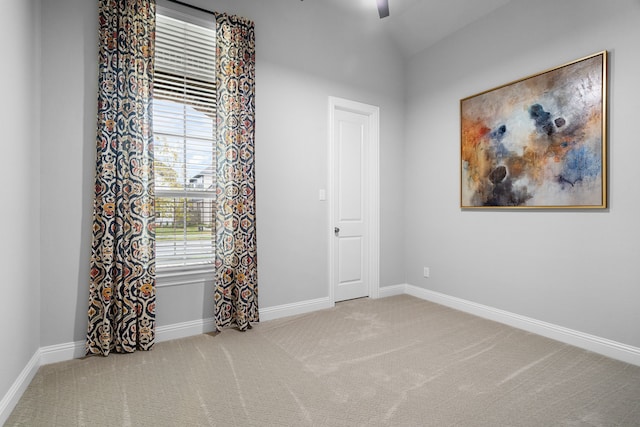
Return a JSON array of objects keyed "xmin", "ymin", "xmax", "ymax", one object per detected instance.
[{"xmin": 329, "ymin": 98, "xmax": 379, "ymax": 303}]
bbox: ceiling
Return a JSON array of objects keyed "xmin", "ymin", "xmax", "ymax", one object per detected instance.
[{"xmin": 328, "ymin": 0, "xmax": 512, "ymax": 58}]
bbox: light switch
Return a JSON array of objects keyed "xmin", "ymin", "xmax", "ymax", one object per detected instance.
[{"xmin": 319, "ymin": 189, "xmax": 327, "ymax": 201}]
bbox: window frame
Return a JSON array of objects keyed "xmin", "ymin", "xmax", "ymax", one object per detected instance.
[{"xmin": 153, "ymin": 5, "xmax": 217, "ymax": 284}]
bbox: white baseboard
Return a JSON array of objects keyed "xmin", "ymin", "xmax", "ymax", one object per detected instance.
[
  {"xmin": 33, "ymin": 297, "xmax": 332, "ymax": 368},
  {"xmin": 155, "ymin": 297, "xmax": 334, "ymax": 339},
  {"xmin": 259, "ymin": 296, "xmax": 333, "ymax": 322},
  {"xmin": 378, "ymin": 284, "xmax": 406, "ymax": 298},
  {"xmin": 398, "ymin": 283, "xmax": 640, "ymax": 367},
  {"xmin": 40, "ymin": 340, "xmax": 85, "ymax": 365},
  {"xmin": 38, "ymin": 318, "xmax": 219, "ymax": 366},
  {"xmin": 0, "ymin": 350, "xmax": 40, "ymax": 426},
  {"xmin": 156, "ymin": 318, "xmax": 217, "ymax": 342}
]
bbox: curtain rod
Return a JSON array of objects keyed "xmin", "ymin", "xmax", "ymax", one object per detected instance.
[{"xmin": 165, "ymin": 0, "xmax": 215, "ymax": 16}]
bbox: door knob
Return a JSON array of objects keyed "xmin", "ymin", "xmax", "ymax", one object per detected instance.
[{"xmin": 334, "ymin": 227, "xmax": 340, "ymax": 235}]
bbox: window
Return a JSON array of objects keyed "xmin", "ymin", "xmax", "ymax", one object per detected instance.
[{"xmin": 153, "ymin": 13, "xmax": 216, "ymax": 273}]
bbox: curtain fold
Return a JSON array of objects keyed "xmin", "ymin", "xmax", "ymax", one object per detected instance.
[
  {"xmin": 86, "ymin": 0, "xmax": 156, "ymax": 356},
  {"xmin": 214, "ymin": 13, "xmax": 258, "ymax": 331}
]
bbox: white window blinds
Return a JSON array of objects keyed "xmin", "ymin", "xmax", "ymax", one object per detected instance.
[{"xmin": 153, "ymin": 13, "xmax": 216, "ymax": 271}]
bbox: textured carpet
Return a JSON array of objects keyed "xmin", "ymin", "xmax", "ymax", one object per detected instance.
[{"xmin": 7, "ymin": 295, "xmax": 640, "ymax": 426}]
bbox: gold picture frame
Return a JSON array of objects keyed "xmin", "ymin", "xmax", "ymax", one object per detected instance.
[{"xmin": 460, "ymin": 51, "xmax": 607, "ymax": 209}]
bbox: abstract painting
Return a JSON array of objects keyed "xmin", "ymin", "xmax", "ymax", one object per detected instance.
[{"xmin": 460, "ymin": 51, "xmax": 607, "ymax": 208}]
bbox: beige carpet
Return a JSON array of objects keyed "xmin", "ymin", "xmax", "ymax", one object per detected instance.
[{"xmin": 7, "ymin": 295, "xmax": 640, "ymax": 426}]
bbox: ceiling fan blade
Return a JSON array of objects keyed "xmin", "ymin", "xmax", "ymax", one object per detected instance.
[{"xmin": 377, "ymin": 0, "xmax": 389, "ymax": 18}]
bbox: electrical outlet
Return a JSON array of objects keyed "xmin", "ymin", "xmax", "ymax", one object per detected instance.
[{"xmin": 423, "ymin": 267, "xmax": 430, "ymax": 278}]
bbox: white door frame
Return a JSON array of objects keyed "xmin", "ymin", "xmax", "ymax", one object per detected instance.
[{"xmin": 328, "ymin": 96, "xmax": 380, "ymax": 303}]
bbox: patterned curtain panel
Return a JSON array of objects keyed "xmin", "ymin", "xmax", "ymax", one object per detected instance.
[
  {"xmin": 86, "ymin": 0, "xmax": 156, "ymax": 356},
  {"xmin": 214, "ymin": 14, "xmax": 258, "ymax": 331}
]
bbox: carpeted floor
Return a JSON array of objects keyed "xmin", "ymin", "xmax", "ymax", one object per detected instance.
[{"xmin": 7, "ymin": 295, "xmax": 640, "ymax": 426}]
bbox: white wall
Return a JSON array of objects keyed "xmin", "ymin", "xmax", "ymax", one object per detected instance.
[
  {"xmin": 39, "ymin": 0, "xmax": 97, "ymax": 347},
  {"xmin": 405, "ymin": 0, "xmax": 640, "ymax": 347},
  {"xmin": 38, "ymin": 0, "xmax": 407, "ymax": 344},
  {"xmin": 256, "ymin": 61, "xmax": 405, "ymax": 308},
  {"xmin": 0, "ymin": 0, "xmax": 41, "ymax": 412}
]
